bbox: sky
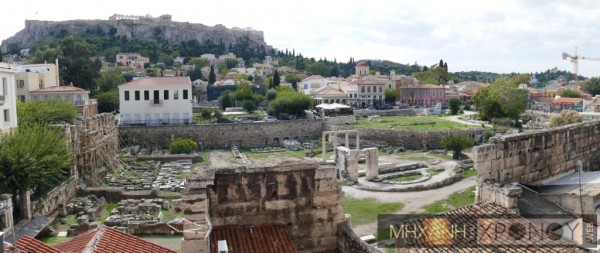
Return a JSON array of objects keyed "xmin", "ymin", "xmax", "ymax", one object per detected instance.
[{"xmin": 2, "ymin": 0, "xmax": 600, "ymax": 77}]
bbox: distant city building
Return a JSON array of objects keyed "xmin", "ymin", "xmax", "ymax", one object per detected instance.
[
  {"xmin": 13, "ymin": 62, "xmax": 60, "ymax": 102},
  {"xmin": 399, "ymin": 84, "xmax": 447, "ymax": 108},
  {"xmin": 0, "ymin": 63, "xmax": 18, "ymax": 133},
  {"xmin": 29, "ymin": 85, "xmax": 97, "ymax": 117},
  {"xmin": 116, "ymin": 53, "xmax": 150, "ymax": 72},
  {"xmin": 118, "ymin": 76, "xmax": 192, "ymax": 125},
  {"xmin": 355, "ymin": 61, "xmax": 370, "ymax": 75}
]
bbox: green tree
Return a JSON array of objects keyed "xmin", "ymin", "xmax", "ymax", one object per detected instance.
[
  {"xmin": 208, "ymin": 65, "xmax": 216, "ymax": 85},
  {"xmin": 219, "ymin": 90, "xmax": 235, "ymax": 110},
  {"xmin": 440, "ymin": 134, "xmax": 474, "ymax": 159},
  {"xmin": 189, "ymin": 64, "xmax": 204, "ymax": 81},
  {"xmin": 581, "ymin": 77, "xmax": 600, "ymax": 96},
  {"xmin": 560, "ymin": 89, "xmax": 581, "ymax": 98},
  {"xmin": 57, "ymin": 35, "xmax": 102, "ymax": 92},
  {"xmin": 28, "ymin": 47, "xmax": 62, "ymax": 64},
  {"xmin": 96, "ymin": 67, "xmax": 126, "ymax": 93},
  {"xmin": 96, "ymin": 89, "xmax": 119, "ymax": 113},
  {"xmin": 17, "ymin": 100, "xmax": 76, "ymax": 125},
  {"xmin": 266, "ymin": 89, "xmax": 277, "ymax": 101},
  {"xmin": 448, "ymin": 97, "xmax": 461, "ymax": 115},
  {"xmin": 158, "ymin": 53, "xmax": 173, "ymax": 66},
  {"xmin": 269, "ymin": 89, "xmax": 313, "ymax": 118},
  {"xmin": 549, "ymin": 110, "xmax": 582, "ymax": 127},
  {"xmin": 384, "ymin": 89, "xmax": 397, "ymax": 105},
  {"xmin": 414, "ymin": 65, "xmax": 452, "ymax": 85},
  {"xmin": 0, "ymin": 124, "xmax": 73, "ymax": 198},
  {"xmin": 273, "ymin": 70, "xmax": 281, "ymax": 87},
  {"xmin": 200, "ymin": 108, "xmax": 212, "ymax": 122},
  {"xmin": 186, "ymin": 58, "xmax": 210, "ymax": 67},
  {"xmin": 242, "ymin": 99, "xmax": 257, "ymax": 113},
  {"xmin": 169, "ymin": 138, "xmax": 197, "ymax": 154},
  {"xmin": 285, "ymin": 73, "xmax": 301, "ymax": 91},
  {"xmin": 305, "ymin": 62, "xmax": 331, "ymax": 76},
  {"xmin": 473, "ymin": 75, "xmax": 528, "ymax": 121}
]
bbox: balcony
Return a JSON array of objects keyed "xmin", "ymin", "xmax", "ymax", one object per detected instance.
[
  {"xmin": 150, "ymin": 99, "xmax": 163, "ymax": 105},
  {"xmin": 74, "ymin": 100, "xmax": 86, "ymax": 106},
  {"xmin": 0, "ymin": 95, "xmax": 4, "ymax": 105}
]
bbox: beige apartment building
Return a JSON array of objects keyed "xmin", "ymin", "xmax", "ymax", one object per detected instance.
[{"xmin": 14, "ymin": 62, "xmax": 60, "ymax": 102}]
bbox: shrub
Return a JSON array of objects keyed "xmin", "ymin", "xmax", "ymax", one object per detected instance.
[
  {"xmin": 549, "ymin": 110, "xmax": 582, "ymax": 128},
  {"xmin": 491, "ymin": 117, "xmax": 513, "ymax": 127},
  {"xmin": 169, "ymin": 138, "xmax": 197, "ymax": 154}
]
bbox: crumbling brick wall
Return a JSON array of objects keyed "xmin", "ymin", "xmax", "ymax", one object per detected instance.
[
  {"xmin": 474, "ymin": 120, "xmax": 600, "ymax": 186},
  {"xmin": 182, "ymin": 161, "xmax": 343, "ymax": 252},
  {"xmin": 119, "ymin": 119, "xmax": 324, "ymax": 149}
]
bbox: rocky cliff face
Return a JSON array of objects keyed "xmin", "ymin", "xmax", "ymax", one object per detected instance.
[{"xmin": 1, "ymin": 18, "xmax": 272, "ymax": 52}]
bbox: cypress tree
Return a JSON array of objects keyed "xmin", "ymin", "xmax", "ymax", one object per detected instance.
[
  {"xmin": 273, "ymin": 70, "xmax": 280, "ymax": 87},
  {"xmin": 208, "ymin": 65, "xmax": 216, "ymax": 85}
]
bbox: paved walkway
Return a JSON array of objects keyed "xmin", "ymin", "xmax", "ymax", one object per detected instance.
[{"xmin": 344, "ymin": 176, "xmax": 476, "ymax": 236}]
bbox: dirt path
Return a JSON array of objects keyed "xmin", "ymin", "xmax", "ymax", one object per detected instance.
[{"xmin": 343, "ymin": 176, "xmax": 476, "ymax": 236}]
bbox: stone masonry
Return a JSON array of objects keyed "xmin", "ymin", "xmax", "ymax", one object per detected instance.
[
  {"xmin": 180, "ymin": 160, "xmax": 343, "ymax": 253},
  {"xmin": 120, "ymin": 119, "xmax": 323, "ymax": 149},
  {"xmin": 356, "ymin": 129, "xmax": 484, "ymax": 149},
  {"xmin": 473, "ymin": 120, "xmax": 600, "ymax": 202}
]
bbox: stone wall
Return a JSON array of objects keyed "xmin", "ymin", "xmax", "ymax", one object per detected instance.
[
  {"xmin": 120, "ymin": 154, "xmax": 203, "ymax": 163},
  {"xmin": 354, "ymin": 109, "xmax": 415, "ymax": 117},
  {"xmin": 181, "ymin": 161, "xmax": 343, "ymax": 252},
  {"xmin": 473, "ymin": 120, "xmax": 600, "ymax": 186},
  {"xmin": 80, "ymin": 187, "xmax": 180, "ymax": 202},
  {"xmin": 337, "ymin": 222, "xmax": 382, "ymax": 253},
  {"xmin": 325, "ymin": 115, "xmax": 356, "ymax": 126},
  {"xmin": 119, "ymin": 119, "xmax": 324, "ymax": 148},
  {"xmin": 32, "ymin": 176, "xmax": 78, "ymax": 216},
  {"xmin": 357, "ymin": 129, "xmax": 484, "ymax": 149}
]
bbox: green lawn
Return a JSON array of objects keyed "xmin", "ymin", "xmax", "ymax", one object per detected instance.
[
  {"xmin": 422, "ymin": 186, "xmax": 476, "ymax": 214},
  {"xmin": 338, "ymin": 115, "xmax": 482, "ymax": 131},
  {"xmin": 427, "ymin": 167, "xmax": 444, "ymax": 176},
  {"xmin": 39, "ymin": 235, "xmax": 70, "ymax": 245},
  {"xmin": 462, "ymin": 169, "xmax": 477, "ymax": 178},
  {"xmin": 386, "ymin": 173, "xmax": 423, "ymax": 182},
  {"xmin": 342, "ymin": 196, "xmax": 404, "ymax": 226}
]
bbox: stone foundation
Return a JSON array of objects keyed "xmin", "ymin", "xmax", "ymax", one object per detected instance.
[{"xmin": 356, "ymin": 129, "xmax": 484, "ymax": 150}]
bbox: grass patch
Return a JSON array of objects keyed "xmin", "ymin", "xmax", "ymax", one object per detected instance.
[
  {"xmin": 427, "ymin": 167, "xmax": 444, "ymax": 176},
  {"xmin": 162, "ymin": 204, "xmax": 184, "ymax": 222},
  {"xmin": 342, "ymin": 196, "xmax": 404, "ymax": 226},
  {"xmin": 462, "ymin": 169, "xmax": 477, "ymax": 178},
  {"xmin": 338, "ymin": 115, "xmax": 482, "ymax": 131},
  {"xmin": 386, "ymin": 173, "xmax": 423, "ymax": 182},
  {"xmin": 38, "ymin": 235, "xmax": 70, "ymax": 245},
  {"xmin": 428, "ymin": 153, "xmax": 452, "ymax": 159},
  {"xmin": 243, "ymin": 149, "xmax": 308, "ymax": 161},
  {"xmin": 421, "ymin": 186, "xmax": 476, "ymax": 214},
  {"xmin": 98, "ymin": 202, "xmax": 118, "ymax": 223}
]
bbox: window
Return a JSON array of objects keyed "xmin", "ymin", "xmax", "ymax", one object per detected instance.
[
  {"xmin": 3, "ymin": 109, "xmax": 8, "ymax": 122},
  {"xmin": 367, "ymin": 86, "xmax": 371, "ymax": 93},
  {"xmin": 17, "ymin": 80, "xmax": 24, "ymax": 88},
  {"xmin": 124, "ymin": 91, "xmax": 130, "ymax": 101},
  {"xmin": 439, "ymin": 91, "xmax": 443, "ymax": 97},
  {"xmin": 164, "ymin": 90, "xmax": 169, "ymax": 100},
  {"xmin": 379, "ymin": 86, "xmax": 382, "ymax": 93},
  {"xmin": 433, "ymin": 90, "xmax": 436, "ymax": 97},
  {"xmin": 20, "ymin": 95, "xmax": 25, "ymax": 102},
  {"xmin": 1, "ymin": 78, "xmax": 6, "ymax": 95},
  {"xmin": 144, "ymin": 90, "xmax": 149, "ymax": 100},
  {"xmin": 135, "ymin": 91, "xmax": 140, "ymax": 101},
  {"xmin": 183, "ymin": 89, "xmax": 189, "ymax": 99},
  {"xmin": 39, "ymin": 79, "xmax": 44, "ymax": 89},
  {"xmin": 174, "ymin": 90, "xmax": 179, "ymax": 100},
  {"xmin": 361, "ymin": 86, "xmax": 365, "ymax": 93}
]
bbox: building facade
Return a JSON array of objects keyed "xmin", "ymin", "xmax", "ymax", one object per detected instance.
[
  {"xmin": 14, "ymin": 62, "xmax": 60, "ymax": 102},
  {"xmin": 399, "ymin": 84, "xmax": 447, "ymax": 107},
  {"xmin": 355, "ymin": 79, "xmax": 385, "ymax": 108},
  {"xmin": 116, "ymin": 53, "xmax": 150, "ymax": 71},
  {"xmin": 0, "ymin": 63, "xmax": 18, "ymax": 133},
  {"xmin": 118, "ymin": 76, "xmax": 192, "ymax": 125},
  {"xmin": 29, "ymin": 85, "xmax": 98, "ymax": 117}
]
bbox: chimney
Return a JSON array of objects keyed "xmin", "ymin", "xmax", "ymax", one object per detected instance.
[{"xmin": 217, "ymin": 240, "xmax": 228, "ymax": 253}]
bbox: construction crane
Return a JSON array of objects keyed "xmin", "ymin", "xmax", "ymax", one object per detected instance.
[{"xmin": 562, "ymin": 47, "xmax": 600, "ymax": 82}]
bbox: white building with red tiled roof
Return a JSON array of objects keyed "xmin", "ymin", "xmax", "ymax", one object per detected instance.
[
  {"xmin": 29, "ymin": 85, "xmax": 97, "ymax": 117},
  {"xmin": 301, "ymin": 75, "xmax": 337, "ymax": 95},
  {"xmin": 118, "ymin": 76, "xmax": 192, "ymax": 125}
]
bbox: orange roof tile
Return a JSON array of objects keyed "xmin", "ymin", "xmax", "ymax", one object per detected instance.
[
  {"xmin": 15, "ymin": 235, "xmax": 61, "ymax": 253},
  {"xmin": 55, "ymin": 226, "xmax": 176, "ymax": 253},
  {"xmin": 29, "ymin": 86, "xmax": 89, "ymax": 93},
  {"xmin": 552, "ymin": 97, "xmax": 583, "ymax": 104},
  {"xmin": 119, "ymin": 77, "xmax": 191, "ymax": 87},
  {"xmin": 210, "ymin": 224, "xmax": 298, "ymax": 253},
  {"xmin": 356, "ymin": 61, "xmax": 369, "ymax": 67}
]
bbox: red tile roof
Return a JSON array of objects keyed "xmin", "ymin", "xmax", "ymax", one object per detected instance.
[
  {"xmin": 29, "ymin": 85, "xmax": 89, "ymax": 93},
  {"xmin": 356, "ymin": 62, "xmax": 369, "ymax": 67},
  {"xmin": 210, "ymin": 224, "xmax": 298, "ymax": 253},
  {"xmin": 552, "ymin": 97, "xmax": 583, "ymax": 105},
  {"xmin": 55, "ymin": 226, "xmax": 176, "ymax": 253},
  {"xmin": 15, "ymin": 235, "xmax": 61, "ymax": 253},
  {"xmin": 119, "ymin": 77, "xmax": 191, "ymax": 87}
]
